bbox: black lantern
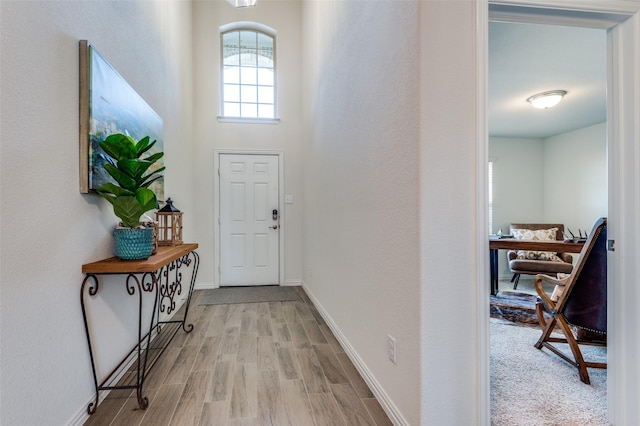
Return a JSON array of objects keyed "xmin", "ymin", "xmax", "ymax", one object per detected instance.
[{"xmin": 155, "ymin": 198, "xmax": 183, "ymax": 246}]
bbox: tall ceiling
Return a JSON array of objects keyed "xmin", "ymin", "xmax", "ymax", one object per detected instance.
[{"xmin": 489, "ymin": 21, "xmax": 607, "ymax": 139}]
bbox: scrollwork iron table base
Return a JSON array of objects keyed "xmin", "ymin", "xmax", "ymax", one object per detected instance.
[{"xmin": 81, "ymin": 244, "xmax": 199, "ymax": 415}]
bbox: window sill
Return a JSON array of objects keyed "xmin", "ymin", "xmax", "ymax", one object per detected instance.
[{"xmin": 217, "ymin": 117, "xmax": 281, "ymax": 125}]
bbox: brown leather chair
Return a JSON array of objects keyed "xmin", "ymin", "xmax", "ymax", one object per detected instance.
[
  {"xmin": 508, "ymin": 223, "xmax": 574, "ymax": 289},
  {"xmin": 533, "ymin": 217, "xmax": 607, "ymax": 384}
]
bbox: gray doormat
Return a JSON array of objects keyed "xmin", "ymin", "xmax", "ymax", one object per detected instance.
[{"xmin": 198, "ymin": 286, "xmax": 298, "ymax": 305}]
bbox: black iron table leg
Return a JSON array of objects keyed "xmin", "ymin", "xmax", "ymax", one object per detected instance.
[{"xmin": 490, "ymin": 248, "xmax": 499, "ymax": 295}]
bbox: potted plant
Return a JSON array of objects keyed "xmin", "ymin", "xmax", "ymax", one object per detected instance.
[{"xmin": 96, "ymin": 133, "xmax": 165, "ymax": 260}]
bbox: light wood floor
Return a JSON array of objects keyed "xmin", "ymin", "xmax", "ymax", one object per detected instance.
[{"xmin": 84, "ymin": 287, "xmax": 392, "ymax": 426}]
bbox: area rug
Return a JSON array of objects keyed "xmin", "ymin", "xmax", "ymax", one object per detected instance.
[
  {"xmin": 490, "ymin": 291, "xmax": 539, "ymax": 325},
  {"xmin": 491, "ymin": 319, "xmax": 607, "ymax": 425},
  {"xmin": 198, "ymin": 286, "xmax": 298, "ymax": 305}
]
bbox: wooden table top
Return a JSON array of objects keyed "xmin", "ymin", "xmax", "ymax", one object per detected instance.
[
  {"xmin": 489, "ymin": 239, "xmax": 584, "ymax": 253},
  {"xmin": 82, "ymin": 243, "xmax": 198, "ymax": 274}
]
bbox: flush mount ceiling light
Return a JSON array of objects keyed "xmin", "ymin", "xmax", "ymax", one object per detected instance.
[
  {"xmin": 227, "ymin": 0, "xmax": 256, "ymax": 7},
  {"xmin": 526, "ymin": 90, "xmax": 567, "ymax": 109}
]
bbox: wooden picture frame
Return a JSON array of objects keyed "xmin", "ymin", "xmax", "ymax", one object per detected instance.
[{"xmin": 79, "ymin": 40, "xmax": 164, "ymax": 198}]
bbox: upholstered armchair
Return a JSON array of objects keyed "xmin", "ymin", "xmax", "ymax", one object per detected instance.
[{"xmin": 508, "ymin": 223, "xmax": 574, "ymax": 289}]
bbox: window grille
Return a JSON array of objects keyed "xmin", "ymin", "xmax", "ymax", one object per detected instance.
[{"xmin": 221, "ymin": 28, "xmax": 275, "ymax": 119}]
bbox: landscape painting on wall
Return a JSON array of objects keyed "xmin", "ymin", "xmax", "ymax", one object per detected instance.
[{"xmin": 79, "ymin": 40, "xmax": 164, "ymax": 200}]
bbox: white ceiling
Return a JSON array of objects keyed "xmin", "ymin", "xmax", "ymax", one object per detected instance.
[{"xmin": 489, "ymin": 21, "xmax": 607, "ymax": 139}]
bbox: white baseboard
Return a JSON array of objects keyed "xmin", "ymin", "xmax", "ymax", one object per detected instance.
[
  {"xmin": 194, "ymin": 280, "xmax": 301, "ymax": 289},
  {"xmin": 67, "ymin": 400, "xmax": 92, "ymax": 426},
  {"xmin": 301, "ymin": 281, "xmax": 408, "ymax": 426},
  {"xmin": 194, "ymin": 281, "xmax": 217, "ymax": 290}
]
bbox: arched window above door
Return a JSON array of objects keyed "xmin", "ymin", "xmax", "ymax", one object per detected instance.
[{"xmin": 219, "ymin": 22, "xmax": 277, "ymax": 122}]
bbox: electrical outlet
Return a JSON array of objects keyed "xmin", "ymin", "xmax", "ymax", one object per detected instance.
[{"xmin": 387, "ymin": 335, "xmax": 397, "ymax": 364}]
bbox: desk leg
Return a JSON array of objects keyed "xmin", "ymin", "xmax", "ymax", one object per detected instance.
[{"xmin": 490, "ymin": 248, "xmax": 499, "ymax": 296}]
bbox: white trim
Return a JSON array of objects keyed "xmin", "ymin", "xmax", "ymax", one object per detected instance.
[
  {"xmin": 67, "ymin": 400, "xmax": 93, "ymax": 426},
  {"xmin": 489, "ymin": 3, "xmax": 632, "ymax": 28},
  {"xmin": 194, "ymin": 281, "xmax": 217, "ymax": 291},
  {"xmin": 476, "ymin": 2, "xmax": 491, "ymax": 425},
  {"xmin": 217, "ymin": 117, "xmax": 280, "ymax": 125},
  {"xmin": 284, "ymin": 279, "xmax": 302, "ymax": 286},
  {"xmin": 301, "ymin": 281, "xmax": 410, "ymax": 426},
  {"xmin": 219, "ymin": 21, "xmax": 276, "ymax": 37},
  {"xmin": 483, "ymin": 2, "xmax": 640, "ymax": 424},
  {"xmin": 214, "ymin": 149, "xmax": 285, "ymax": 287},
  {"xmin": 606, "ymin": 11, "xmax": 640, "ymax": 425},
  {"xmin": 490, "ymin": 0, "xmax": 640, "ymax": 16}
]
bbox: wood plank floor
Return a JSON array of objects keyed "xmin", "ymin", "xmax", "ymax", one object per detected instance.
[{"xmin": 84, "ymin": 287, "xmax": 392, "ymax": 426}]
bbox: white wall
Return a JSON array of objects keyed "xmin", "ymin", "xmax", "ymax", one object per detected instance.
[
  {"xmin": 191, "ymin": 0, "xmax": 303, "ymax": 288},
  {"xmin": 419, "ymin": 2, "xmax": 484, "ymax": 424},
  {"xmin": 302, "ymin": 0, "xmax": 421, "ymax": 423},
  {"xmin": 544, "ymin": 122, "xmax": 607, "ymax": 231},
  {"xmin": 490, "ymin": 137, "xmax": 545, "ymax": 233},
  {"xmin": 0, "ymin": 1, "xmax": 194, "ymax": 424}
]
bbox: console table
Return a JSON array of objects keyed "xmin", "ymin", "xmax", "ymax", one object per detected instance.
[{"xmin": 80, "ymin": 243, "xmax": 199, "ymax": 414}]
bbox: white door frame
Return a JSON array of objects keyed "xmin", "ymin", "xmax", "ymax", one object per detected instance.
[
  {"xmin": 478, "ymin": 1, "xmax": 640, "ymax": 424},
  {"xmin": 214, "ymin": 149, "xmax": 285, "ymax": 288}
]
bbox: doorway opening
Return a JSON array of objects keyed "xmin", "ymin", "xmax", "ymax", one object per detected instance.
[
  {"xmin": 482, "ymin": 2, "xmax": 639, "ymax": 424},
  {"xmin": 488, "ymin": 21, "xmax": 609, "ymax": 424},
  {"xmin": 488, "ymin": 20, "xmax": 607, "ymax": 299}
]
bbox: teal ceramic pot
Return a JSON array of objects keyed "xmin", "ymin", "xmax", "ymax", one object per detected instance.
[{"xmin": 113, "ymin": 227, "xmax": 154, "ymax": 260}]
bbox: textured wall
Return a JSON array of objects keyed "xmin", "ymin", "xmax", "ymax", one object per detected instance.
[
  {"xmin": 490, "ymin": 137, "xmax": 546, "ymax": 233},
  {"xmin": 0, "ymin": 1, "xmax": 193, "ymax": 424},
  {"xmin": 302, "ymin": 1, "xmax": 422, "ymax": 423},
  {"xmin": 543, "ymin": 122, "xmax": 607, "ymax": 230}
]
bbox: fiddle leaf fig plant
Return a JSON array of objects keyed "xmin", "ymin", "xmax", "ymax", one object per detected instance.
[{"xmin": 96, "ymin": 134, "xmax": 165, "ymax": 228}]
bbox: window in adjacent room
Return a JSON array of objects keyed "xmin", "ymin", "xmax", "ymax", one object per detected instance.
[
  {"xmin": 488, "ymin": 160, "xmax": 494, "ymax": 234},
  {"xmin": 220, "ymin": 24, "xmax": 277, "ymax": 121}
]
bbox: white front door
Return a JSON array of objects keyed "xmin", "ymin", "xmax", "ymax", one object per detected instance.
[{"xmin": 219, "ymin": 154, "xmax": 280, "ymax": 286}]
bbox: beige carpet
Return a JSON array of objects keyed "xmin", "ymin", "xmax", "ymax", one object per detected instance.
[{"xmin": 491, "ymin": 319, "xmax": 608, "ymax": 425}]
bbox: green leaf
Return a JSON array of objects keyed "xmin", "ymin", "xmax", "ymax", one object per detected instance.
[
  {"xmin": 100, "ymin": 134, "xmax": 136, "ymax": 160},
  {"xmin": 140, "ymin": 174, "xmax": 163, "ymax": 189},
  {"xmin": 113, "ymin": 196, "xmax": 147, "ymax": 228},
  {"xmin": 139, "ymin": 166, "xmax": 165, "ymax": 187},
  {"xmin": 136, "ymin": 187, "xmax": 157, "ymax": 212},
  {"xmin": 96, "ymin": 182, "xmax": 135, "ymax": 198},
  {"xmin": 118, "ymin": 159, "xmax": 153, "ymax": 182},
  {"xmin": 136, "ymin": 138, "xmax": 157, "ymax": 157},
  {"xmin": 143, "ymin": 152, "xmax": 164, "ymax": 164},
  {"xmin": 104, "ymin": 163, "xmax": 137, "ymax": 191},
  {"xmin": 134, "ymin": 136, "xmax": 151, "ymax": 157}
]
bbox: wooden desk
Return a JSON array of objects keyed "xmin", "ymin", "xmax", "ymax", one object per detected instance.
[
  {"xmin": 489, "ymin": 239, "xmax": 584, "ymax": 295},
  {"xmin": 81, "ymin": 244, "xmax": 199, "ymax": 414}
]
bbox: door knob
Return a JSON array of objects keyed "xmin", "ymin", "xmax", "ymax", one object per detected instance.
[{"xmin": 270, "ymin": 225, "xmax": 278, "ymax": 230}]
